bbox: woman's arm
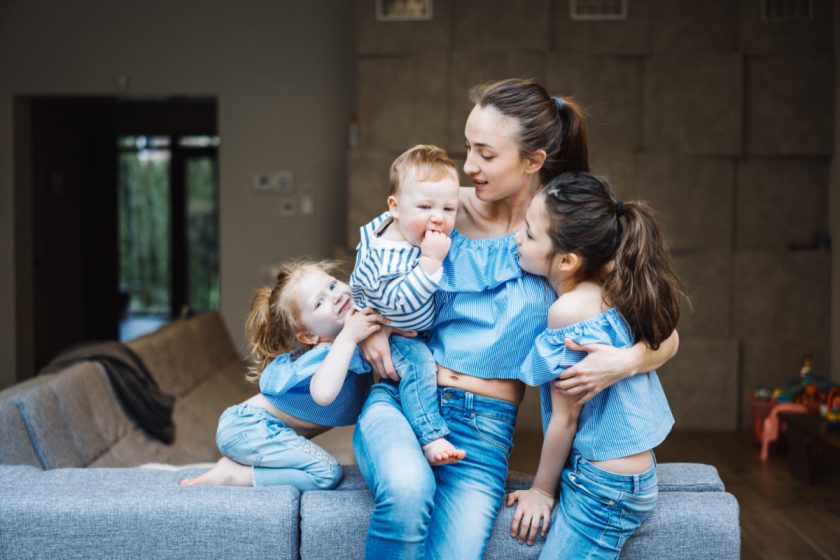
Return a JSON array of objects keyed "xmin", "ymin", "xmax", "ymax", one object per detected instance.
[{"xmin": 554, "ymin": 329, "xmax": 679, "ymax": 405}]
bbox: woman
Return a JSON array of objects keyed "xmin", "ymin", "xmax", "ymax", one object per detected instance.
[{"xmin": 353, "ymin": 78, "xmax": 679, "ymax": 559}]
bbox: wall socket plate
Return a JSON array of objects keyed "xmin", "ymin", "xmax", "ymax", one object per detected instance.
[{"xmin": 278, "ymin": 196, "xmax": 297, "ymax": 217}]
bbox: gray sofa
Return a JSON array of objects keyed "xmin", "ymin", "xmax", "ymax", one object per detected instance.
[{"xmin": 0, "ymin": 312, "xmax": 740, "ymax": 559}]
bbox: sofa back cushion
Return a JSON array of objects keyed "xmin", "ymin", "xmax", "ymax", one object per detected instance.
[
  {"xmin": 128, "ymin": 312, "xmax": 241, "ymax": 398},
  {"xmin": 0, "ymin": 398, "xmax": 42, "ymax": 467},
  {"xmin": 12, "ymin": 362, "xmax": 133, "ymax": 468}
]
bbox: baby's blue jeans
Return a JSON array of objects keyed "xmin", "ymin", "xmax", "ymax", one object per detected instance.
[
  {"xmin": 215, "ymin": 403, "xmax": 342, "ymax": 490},
  {"xmin": 539, "ymin": 450, "xmax": 658, "ymax": 559},
  {"xmin": 390, "ymin": 335, "xmax": 450, "ymax": 447}
]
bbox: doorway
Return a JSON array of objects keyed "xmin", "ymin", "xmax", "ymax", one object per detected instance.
[{"xmin": 14, "ymin": 96, "xmax": 218, "ymax": 379}]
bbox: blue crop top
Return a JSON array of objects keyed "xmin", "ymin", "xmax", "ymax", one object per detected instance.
[
  {"xmin": 519, "ymin": 308, "xmax": 674, "ymax": 461},
  {"xmin": 258, "ymin": 345, "xmax": 372, "ymax": 427},
  {"xmin": 427, "ymin": 229, "xmax": 555, "ymax": 379}
]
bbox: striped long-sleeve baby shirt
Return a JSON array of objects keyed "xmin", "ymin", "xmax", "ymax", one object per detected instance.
[{"xmin": 350, "ymin": 213, "xmax": 443, "ymax": 332}]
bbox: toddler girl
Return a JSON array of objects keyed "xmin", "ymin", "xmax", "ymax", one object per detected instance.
[
  {"xmin": 508, "ymin": 172, "xmax": 684, "ymax": 558},
  {"xmin": 181, "ymin": 260, "xmax": 380, "ymax": 490}
]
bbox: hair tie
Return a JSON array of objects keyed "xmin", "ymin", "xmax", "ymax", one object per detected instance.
[
  {"xmin": 615, "ymin": 201, "xmax": 625, "ymax": 217},
  {"xmin": 553, "ymin": 96, "xmax": 564, "ymax": 112}
]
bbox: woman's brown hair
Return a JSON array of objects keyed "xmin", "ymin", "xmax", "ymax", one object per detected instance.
[
  {"xmin": 244, "ymin": 259, "xmax": 344, "ymax": 383},
  {"xmin": 541, "ymin": 172, "xmax": 684, "ymax": 349},
  {"xmin": 469, "ymin": 78, "xmax": 589, "ymax": 185}
]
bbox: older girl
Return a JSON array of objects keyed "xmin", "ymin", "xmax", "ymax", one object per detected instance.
[
  {"xmin": 354, "ymin": 79, "xmax": 679, "ymax": 559},
  {"xmin": 509, "ymin": 172, "xmax": 684, "ymax": 557}
]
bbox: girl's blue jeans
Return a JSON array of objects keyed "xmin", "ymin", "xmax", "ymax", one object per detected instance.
[
  {"xmin": 539, "ymin": 450, "xmax": 658, "ymax": 559},
  {"xmin": 216, "ymin": 403, "xmax": 342, "ymax": 490},
  {"xmin": 353, "ymin": 383, "xmax": 517, "ymax": 560},
  {"xmin": 390, "ymin": 335, "xmax": 450, "ymax": 447}
]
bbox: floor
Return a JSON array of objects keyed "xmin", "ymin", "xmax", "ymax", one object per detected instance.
[{"xmin": 317, "ymin": 428, "xmax": 840, "ymax": 559}]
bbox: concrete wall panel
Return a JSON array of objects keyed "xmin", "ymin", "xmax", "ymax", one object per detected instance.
[
  {"xmin": 746, "ymin": 55, "xmax": 834, "ymax": 156},
  {"xmin": 659, "ymin": 338, "xmax": 739, "ymax": 430},
  {"xmin": 673, "ymin": 253, "xmax": 733, "ymax": 338},
  {"xmin": 739, "ymin": 0, "xmax": 833, "ymax": 54},
  {"xmin": 649, "ymin": 0, "xmax": 736, "ymax": 53},
  {"xmin": 355, "ymin": 0, "xmax": 451, "ymax": 54},
  {"xmin": 552, "ymin": 0, "xmax": 650, "ymax": 55},
  {"xmin": 547, "ymin": 54, "xmax": 643, "ymax": 153},
  {"xmin": 630, "ymin": 156, "xmax": 735, "ymax": 251},
  {"xmin": 454, "ymin": 0, "xmax": 550, "ymax": 52},
  {"xmin": 644, "ymin": 54, "xmax": 743, "ymax": 155},
  {"xmin": 358, "ymin": 54, "xmax": 448, "ymax": 151},
  {"xmin": 346, "ymin": 150, "xmax": 394, "ymax": 247},
  {"xmin": 736, "ymin": 160, "xmax": 830, "ymax": 250}
]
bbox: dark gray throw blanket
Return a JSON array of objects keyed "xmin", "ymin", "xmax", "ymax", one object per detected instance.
[{"xmin": 41, "ymin": 341, "xmax": 175, "ymax": 444}]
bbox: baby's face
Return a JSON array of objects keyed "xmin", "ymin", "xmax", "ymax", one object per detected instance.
[{"xmin": 389, "ymin": 175, "xmax": 460, "ymax": 247}]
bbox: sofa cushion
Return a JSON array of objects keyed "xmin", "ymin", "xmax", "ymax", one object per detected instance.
[
  {"xmin": 299, "ymin": 483, "xmax": 740, "ymax": 559},
  {"xmin": 0, "ymin": 466, "xmax": 301, "ymax": 560},
  {"xmin": 189, "ymin": 311, "xmax": 241, "ymax": 370},
  {"xmin": 12, "ymin": 362, "xmax": 135, "ymax": 468},
  {"xmin": 128, "ymin": 312, "xmax": 241, "ymax": 399},
  {"xmin": 0, "ymin": 399, "xmax": 42, "ymax": 467},
  {"xmin": 656, "ymin": 463, "xmax": 725, "ymax": 492}
]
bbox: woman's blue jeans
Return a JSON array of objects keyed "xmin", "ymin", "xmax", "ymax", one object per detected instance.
[
  {"xmin": 353, "ymin": 383, "xmax": 517, "ymax": 560},
  {"xmin": 539, "ymin": 450, "xmax": 659, "ymax": 559},
  {"xmin": 216, "ymin": 403, "xmax": 342, "ymax": 490}
]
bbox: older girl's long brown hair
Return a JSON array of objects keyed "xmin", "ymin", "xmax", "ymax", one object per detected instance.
[{"xmin": 542, "ymin": 172, "xmax": 684, "ymax": 349}]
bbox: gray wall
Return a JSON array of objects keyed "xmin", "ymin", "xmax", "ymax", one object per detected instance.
[
  {"xmin": 0, "ymin": 0, "xmax": 355, "ymax": 389},
  {"xmin": 349, "ymin": 0, "xmax": 835, "ymax": 431}
]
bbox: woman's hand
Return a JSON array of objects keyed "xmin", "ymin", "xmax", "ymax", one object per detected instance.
[
  {"xmin": 506, "ymin": 488, "xmax": 555, "ymax": 545},
  {"xmin": 553, "ymin": 339, "xmax": 634, "ymax": 406},
  {"xmin": 359, "ymin": 325, "xmax": 417, "ymax": 381}
]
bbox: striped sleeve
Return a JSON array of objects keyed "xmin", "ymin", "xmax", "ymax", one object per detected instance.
[{"xmin": 374, "ymin": 265, "xmax": 440, "ymax": 314}]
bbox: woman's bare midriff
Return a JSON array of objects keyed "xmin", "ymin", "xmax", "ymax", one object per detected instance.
[
  {"xmin": 436, "ymin": 365, "xmax": 525, "ymax": 404},
  {"xmin": 590, "ymin": 451, "xmax": 653, "ymax": 475},
  {"xmin": 244, "ymin": 393, "xmax": 330, "ymax": 439}
]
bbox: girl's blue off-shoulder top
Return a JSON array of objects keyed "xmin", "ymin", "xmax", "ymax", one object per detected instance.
[
  {"xmin": 258, "ymin": 345, "xmax": 372, "ymax": 427},
  {"xmin": 519, "ymin": 308, "xmax": 674, "ymax": 461},
  {"xmin": 427, "ymin": 229, "xmax": 555, "ymax": 379}
]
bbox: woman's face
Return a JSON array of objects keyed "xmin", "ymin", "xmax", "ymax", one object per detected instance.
[{"xmin": 463, "ymin": 104, "xmax": 536, "ymax": 202}]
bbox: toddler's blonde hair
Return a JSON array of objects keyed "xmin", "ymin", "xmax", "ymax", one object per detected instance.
[{"xmin": 244, "ymin": 259, "xmax": 344, "ymax": 383}]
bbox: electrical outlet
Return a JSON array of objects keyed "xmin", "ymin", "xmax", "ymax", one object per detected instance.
[
  {"xmin": 278, "ymin": 196, "xmax": 297, "ymax": 218},
  {"xmin": 253, "ymin": 174, "xmax": 273, "ymax": 192}
]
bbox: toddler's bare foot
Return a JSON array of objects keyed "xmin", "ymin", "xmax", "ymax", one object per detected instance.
[
  {"xmin": 423, "ymin": 438, "xmax": 466, "ymax": 466},
  {"xmin": 180, "ymin": 457, "xmax": 254, "ymax": 487}
]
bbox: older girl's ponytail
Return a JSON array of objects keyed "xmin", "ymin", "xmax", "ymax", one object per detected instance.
[
  {"xmin": 542, "ymin": 172, "xmax": 684, "ymax": 350},
  {"xmin": 604, "ymin": 202, "xmax": 684, "ymax": 350}
]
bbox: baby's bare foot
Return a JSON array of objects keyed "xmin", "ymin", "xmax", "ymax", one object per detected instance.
[
  {"xmin": 180, "ymin": 457, "xmax": 254, "ymax": 487},
  {"xmin": 423, "ymin": 438, "xmax": 466, "ymax": 466}
]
